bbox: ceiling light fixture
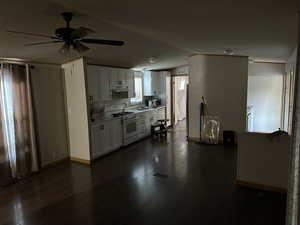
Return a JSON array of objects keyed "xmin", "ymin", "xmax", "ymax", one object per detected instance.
[{"xmin": 149, "ymin": 57, "xmax": 156, "ymax": 64}]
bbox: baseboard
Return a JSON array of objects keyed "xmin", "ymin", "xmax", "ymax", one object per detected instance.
[
  {"xmin": 70, "ymin": 157, "xmax": 91, "ymax": 165},
  {"xmin": 236, "ymin": 179, "xmax": 287, "ymax": 193},
  {"xmin": 187, "ymin": 137, "xmax": 201, "ymax": 142},
  {"xmin": 41, "ymin": 157, "xmax": 70, "ymax": 169},
  {"xmin": 187, "ymin": 137, "xmax": 224, "ymax": 145}
]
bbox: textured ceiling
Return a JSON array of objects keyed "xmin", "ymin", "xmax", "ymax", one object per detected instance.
[{"xmin": 0, "ymin": 0, "xmax": 299, "ymax": 69}]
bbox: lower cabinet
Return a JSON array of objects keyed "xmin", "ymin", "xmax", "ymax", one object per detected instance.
[
  {"xmin": 90, "ymin": 107, "xmax": 166, "ymax": 160},
  {"xmin": 144, "ymin": 107, "xmax": 166, "ymax": 135},
  {"xmin": 90, "ymin": 119, "xmax": 122, "ymax": 159}
]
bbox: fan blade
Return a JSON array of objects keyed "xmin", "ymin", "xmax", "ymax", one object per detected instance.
[
  {"xmin": 81, "ymin": 38, "xmax": 124, "ymax": 46},
  {"xmin": 25, "ymin": 40, "xmax": 63, "ymax": 46},
  {"xmin": 73, "ymin": 41, "xmax": 90, "ymax": 53},
  {"xmin": 71, "ymin": 27, "xmax": 94, "ymax": 39},
  {"xmin": 7, "ymin": 30, "xmax": 59, "ymax": 39}
]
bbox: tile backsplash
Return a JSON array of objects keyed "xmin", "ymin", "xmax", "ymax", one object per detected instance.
[{"xmin": 90, "ymin": 98, "xmax": 141, "ymax": 118}]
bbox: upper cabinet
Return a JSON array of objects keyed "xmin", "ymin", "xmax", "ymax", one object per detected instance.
[
  {"xmin": 86, "ymin": 65, "xmax": 135, "ymax": 102},
  {"xmin": 143, "ymin": 71, "xmax": 159, "ymax": 96},
  {"xmin": 143, "ymin": 71, "xmax": 170, "ymax": 101},
  {"xmin": 127, "ymin": 70, "xmax": 135, "ymax": 98}
]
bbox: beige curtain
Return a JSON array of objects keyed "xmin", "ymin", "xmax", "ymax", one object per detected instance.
[{"xmin": 0, "ymin": 63, "xmax": 38, "ymax": 183}]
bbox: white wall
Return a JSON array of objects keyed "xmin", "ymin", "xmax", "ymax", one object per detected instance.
[
  {"xmin": 237, "ymin": 132, "xmax": 290, "ymax": 189},
  {"xmin": 188, "ymin": 54, "xmax": 248, "ymax": 139},
  {"xmin": 63, "ymin": 59, "xmax": 91, "ymax": 161},
  {"xmin": 31, "ymin": 64, "xmax": 69, "ymax": 167},
  {"xmin": 170, "ymin": 65, "xmax": 189, "ymax": 75},
  {"xmin": 247, "ymin": 63, "xmax": 285, "ymax": 133}
]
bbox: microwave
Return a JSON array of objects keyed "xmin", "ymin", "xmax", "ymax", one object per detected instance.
[{"xmin": 111, "ymin": 80, "xmax": 129, "ymax": 98}]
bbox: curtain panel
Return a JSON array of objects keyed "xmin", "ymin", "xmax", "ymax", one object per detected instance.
[{"xmin": 0, "ymin": 63, "xmax": 38, "ymax": 185}]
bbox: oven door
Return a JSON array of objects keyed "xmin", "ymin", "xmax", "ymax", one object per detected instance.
[{"xmin": 125, "ymin": 119, "xmax": 138, "ymax": 138}]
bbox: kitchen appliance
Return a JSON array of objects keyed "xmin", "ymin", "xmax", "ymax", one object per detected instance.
[
  {"xmin": 145, "ymin": 99, "xmax": 152, "ymax": 107},
  {"xmin": 112, "ymin": 80, "xmax": 129, "ymax": 98},
  {"xmin": 151, "ymin": 98, "xmax": 161, "ymax": 107},
  {"xmin": 123, "ymin": 113, "xmax": 139, "ymax": 145}
]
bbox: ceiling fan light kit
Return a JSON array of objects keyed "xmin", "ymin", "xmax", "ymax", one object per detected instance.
[{"xmin": 7, "ymin": 12, "xmax": 125, "ymax": 55}]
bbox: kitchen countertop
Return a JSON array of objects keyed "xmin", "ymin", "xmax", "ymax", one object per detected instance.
[{"xmin": 90, "ymin": 106, "xmax": 166, "ymax": 125}]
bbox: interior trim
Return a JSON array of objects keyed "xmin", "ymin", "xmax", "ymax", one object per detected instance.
[
  {"xmin": 70, "ymin": 157, "xmax": 91, "ymax": 165},
  {"xmin": 236, "ymin": 179, "xmax": 287, "ymax": 193}
]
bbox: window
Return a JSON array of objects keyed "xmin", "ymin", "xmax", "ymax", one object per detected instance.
[{"xmin": 131, "ymin": 75, "xmax": 143, "ymax": 104}]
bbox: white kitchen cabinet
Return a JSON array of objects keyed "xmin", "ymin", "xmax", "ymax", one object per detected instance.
[
  {"xmin": 91, "ymin": 122, "xmax": 110, "ymax": 159},
  {"xmin": 143, "ymin": 71, "xmax": 160, "ymax": 96},
  {"xmin": 110, "ymin": 119, "xmax": 123, "ymax": 150},
  {"xmin": 143, "ymin": 71, "xmax": 169, "ymax": 99},
  {"xmin": 127, "ymin": 70, "xmax": 135, "ymax": 98},
  {"xmin": 86, "ymin": 65, "xmax": 112, "ymax": 102},
  {"xmin": 144, "ymin": 108, "xmax": 166, "ymax": 135},
  {"xmin": 136, "ymin": 113, "xmax": 146, "ymax": 138},
  {"xmin": 145, "ymin": 111, "xmax": 154, "ymax": 135},
  {"xmin": 86, "ymin": 65, "xmax": 99, "ymax": 103},
  {"xmin": 98, "ymin": 66, "xmax": 112, "ymax": 101},
  {"xmin": 153, "ymin": 107, "xmax": 166, "ymax": 122},
  {"xmin": 86, "ymin": 65, "xmax": 135, "ymax": 101},
  {"xmin": 90, "ymin": 118, "xmax": 123, "ymax": 159}
]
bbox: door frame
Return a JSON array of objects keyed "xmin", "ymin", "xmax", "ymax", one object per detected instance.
[{"xmin": 171, "ymin": 74, "xmax": 189, "ymax": 128}]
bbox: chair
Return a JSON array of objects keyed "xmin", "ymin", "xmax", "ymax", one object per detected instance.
[{"xmin": 151, "ymin": 119, "xmax": 169, "ymax": 137}]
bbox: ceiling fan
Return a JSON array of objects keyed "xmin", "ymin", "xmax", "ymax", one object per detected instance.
[{"xmin": 7, "ymin": 12, "xmax": 125, "ymax": 54}]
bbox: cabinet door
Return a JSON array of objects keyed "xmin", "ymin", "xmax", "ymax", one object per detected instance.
[
  {"xmin": 110, "ymin": 119, "xmax": 123, "ymax": 150},
  {"xmin": 157, "ymin": 108, "xmax": 166, "ymax": 120},
  {"xmin": 145, "ymin": 111, "xmax": 152, "ymax": 135},
  {"xmin": 91, "ymin": 122, "xmax": 110, "ymax": 159},
  {"xmin": 118, "ymin": 69, "xmax": 127, "ymax": 82},
  {"xmin": 110, "ymin": 67, "xmax": 120, "ymax": 83},
  {"xmin": 143, "ymin": 71, "xmax": 152, "ymax": 96},
  {"xmin": 127, "ymin": 70, "xmax": 135, "ymax": 98},
  {"xmin": 151, "ymin": 72, "xmax": 160, "ymax": 96},
  {"xmin": 158, "ymin": 72, "xmax": 167, "ymax": 105},
  {"xmin": 86, "ymin": 65, "xmax": 99, "ymax": 103},
  {"xmin": 98, "ymin": 67, "xmax": 112, "ymax": 101}
]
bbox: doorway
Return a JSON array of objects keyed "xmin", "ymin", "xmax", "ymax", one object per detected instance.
[{"xmin": 172, "ymin": 76, "xmax": 189, "ymax": 129}]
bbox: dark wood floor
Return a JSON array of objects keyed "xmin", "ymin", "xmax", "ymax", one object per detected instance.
[{"xmin": 0, "ymin": 121, "xmax": 286, "ymax": 225}]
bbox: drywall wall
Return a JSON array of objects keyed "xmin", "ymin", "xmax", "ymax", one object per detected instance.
[
  {"xmin": 247, "ymin": 63, "xmax": 285, "ymax": 132},
  {"xmin": 30, "ymin": 64, "xmax": 68, "ymax": 167},
  {"xmin": 188, "ymin": 54, "xmax": 248, "ymax": 139},
  {"xmin": 237, "ymin": 132, "xmax": 290, "ymax": 189},
  {"xmin": 247, "ymin": 76, "xmax": 283, "ymax": 132},
  {"xmin": 63, "ymin": 59, "xmax": 90, "ymax": 161},
  {"xmin": 170, "ymin": 65, "xmax": 189, "ymax": 75},
  {"xmin": 248, "ymin": 62, "xmax": 285, "ymax": 76}
]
